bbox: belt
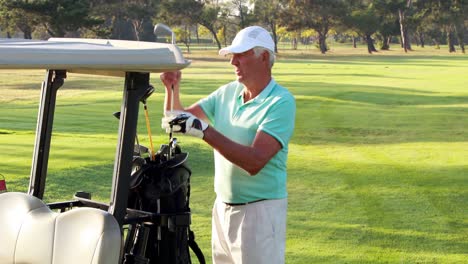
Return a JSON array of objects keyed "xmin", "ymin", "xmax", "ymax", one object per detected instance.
[{"xmin": 223, "ymin": 199, "xmax": 266, "ymax": 206}]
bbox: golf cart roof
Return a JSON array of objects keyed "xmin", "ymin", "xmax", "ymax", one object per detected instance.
[{"xmin": 0, "ymin": 38, "xmax": 190, "ymax": 76}]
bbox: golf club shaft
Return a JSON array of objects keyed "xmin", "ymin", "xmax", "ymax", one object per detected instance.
[
  {"xmin": 143, "ymin": 104, "xmax": 155, "ymax": 160},
  {"xmin": 169, "ymin": 84, "xmax": 174, "ymax": 137},
  {"xmin": 170, "ymin": 84, "xmax": 174, "ymax": 113},
  {"xmin": 168, "ymin": 85, "xmax": 175, "ymax": 159}
]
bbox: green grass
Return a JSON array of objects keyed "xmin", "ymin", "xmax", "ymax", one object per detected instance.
[{"xmin": 0, "ymin": 46, "xmax": 467, "ymax": 263}]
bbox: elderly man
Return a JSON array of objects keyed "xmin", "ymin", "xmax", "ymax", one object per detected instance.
[{"xmin": 160, "ymin": 26, "xmax": 296, "ymax": 264}]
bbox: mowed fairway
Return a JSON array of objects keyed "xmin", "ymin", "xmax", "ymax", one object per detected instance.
[{"xmin": 0, "ymin": 47, "xmax": 467, "ymax": 263}]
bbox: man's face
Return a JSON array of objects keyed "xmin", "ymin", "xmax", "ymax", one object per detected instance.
[{"xmin": 230, "ymin": 49, "xmax": 265, "ymax": 85}]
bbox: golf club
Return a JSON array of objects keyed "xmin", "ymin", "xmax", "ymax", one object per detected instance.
[
  {"xmin": 154, "ymin": 23, "xmax": 175, "ymax": 44},
  {"xmin": 168, "ymin": 84, "xmax": 174, "ymax": 156},
  {"xmin": 141, "ymin": 85, "xmax": 156, "ymax": 161}
]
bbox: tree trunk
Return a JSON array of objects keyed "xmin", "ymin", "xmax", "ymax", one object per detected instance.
[
  {"xmin": 18, "ymin": 23, "xmax": 33, "ymax": 39},
  {"xmin": 111, "ymin": 15, "xmax": 121, "ymax": 39},
  {"xmin": 207, "ymin": 27, "xmax": 222, "ymax": 49},
  {"xmin": 318, "ymin": 33, "xmax": 327, "ymax": 54},
  {"xmin": 399, "ymin": 9, "xmax": 407, "ymax": 52},
  {"xmin": 131, "ymin": 19, "xmax": 143, "ymax": 41},
  {"xmin": 380, "ymin": 34, "xmax": 390, "ymax": 50},
  {"xmin": 455, "ymin": 23, "xmax": 465, "ymax": 53},
  {"xmin": 23, "ymin": 29, "xmax": 32, "ymax": 39},
  {"xmin": 138, "ymin": 18, "xmax": 155, "ymax": 42},
  {"xmin": 223, "ymin": 25, "xmax": 227, "ymax": 46},
  {"xmin": 270, "ymin": 22, "xmax": 278, "ymax": 53},
  {"xmin": 352, "ymin": 36, "xmax": 357, "ymax": 48},
  {"xmin": 112, "ymin": 17, "xmax": 135, "ymax": 40},
  {"xmin": 398, "ymin": 0, "xmax": 412, "ymax": 53},
  {"xmin": 44, "ymin": 23, "xmax": 58, "ymax": 37},
  {"xmin": 405, "ymin": 31, "xmax": 412, "ymax": 50},
  {"xmin": 238, "ymin": 1, "xmax": 246, "ymax": 28},
  {"xmin": 448, "ymin": 29, "xmax": 456, "ymax": 53},
  {"xmin": 418, "ymin": 32, "xmax": 425, "ymax": 48},
  {"xmin": 292, "ymin": 37, "xmax": 297, "ymax": 50},
  {"xmin": 366, "ymin": 34, "xmax": 377, "ymax": 54}
]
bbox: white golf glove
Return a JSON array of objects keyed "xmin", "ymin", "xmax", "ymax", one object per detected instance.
[{"xmin": 162, "ymin": 112, "xmax": 208, "ymax": 139}]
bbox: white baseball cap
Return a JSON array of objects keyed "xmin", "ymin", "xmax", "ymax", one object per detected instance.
[{"xmin": 219, "ymin": 26, "xmax": 275, "ymax": 56}]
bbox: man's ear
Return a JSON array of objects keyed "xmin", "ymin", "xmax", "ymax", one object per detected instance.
[{"xmin": 261, "ymin": 50, "xmax": 269, "ymax": 64}]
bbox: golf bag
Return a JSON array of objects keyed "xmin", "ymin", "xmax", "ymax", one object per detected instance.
[{"xmin": 123, "ymin": 144, "xmax": 205, "ymax": 264}]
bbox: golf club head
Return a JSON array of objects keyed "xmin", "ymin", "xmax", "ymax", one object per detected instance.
[
  {"xmin": 113, "ymin": 111, "xmax": 121, "ymax": 120},
  {"xmin": 154, "ymin": 23, "xmax": 175, "ymax": 44},
  {"xmin": 140, "ymin": 85, "xmax": 155, "ymax": 104},
  {"xmin": 134, "ymin": 144, "xmax": 149, "ymax": 156}
]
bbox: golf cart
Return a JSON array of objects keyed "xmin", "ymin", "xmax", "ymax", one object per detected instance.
[{"xmin": 0, "ymin": 26, "xmax": 204, "ymax": 264}]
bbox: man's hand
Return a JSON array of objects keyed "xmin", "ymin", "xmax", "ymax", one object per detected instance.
[
  {"xmin": 162, "ymin": 112, "xmax": 208, "ymax": 139},
  {"xmin": 160, "ymin": 71, "xmax": 181, "ymax": 89}
]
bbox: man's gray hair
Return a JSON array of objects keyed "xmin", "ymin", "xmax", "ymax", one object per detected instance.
[{"xmin": 252, "ymin": 47, "xmax": 275, "ymax": 68}]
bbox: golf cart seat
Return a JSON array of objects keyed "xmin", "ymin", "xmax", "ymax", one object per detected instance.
[{"xmin": 0, "ymin": 192, "xmax": 121, "ymax": 264}]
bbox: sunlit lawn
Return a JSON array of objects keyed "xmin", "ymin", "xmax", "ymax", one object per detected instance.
[{"xmin": 0, "ymin": 45, "xmax": 467, "ymax": 263}]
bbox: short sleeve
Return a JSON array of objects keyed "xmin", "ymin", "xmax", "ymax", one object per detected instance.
[
  {"xmin": 198, "ymin": 88, "xmax": 220, "ymax": 125},
  {"xmin": 258, "ymin": 94, "xmax": 296, "ymax": 148}
]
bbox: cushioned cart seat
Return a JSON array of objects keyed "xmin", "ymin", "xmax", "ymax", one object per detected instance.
[{"xmin": 0, "ymin": 192, "xmax": 121, "ymax": 264}]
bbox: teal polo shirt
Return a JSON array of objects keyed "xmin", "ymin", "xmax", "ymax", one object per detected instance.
[{"xmin": 198, "ymin": 79, "xmax": 296, "ymax": 203}]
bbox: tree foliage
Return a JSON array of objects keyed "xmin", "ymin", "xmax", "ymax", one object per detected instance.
[
  {"xmin": 281, "ymin": 0, "xmax": 349, "ymax": 54},
  {"xmin": 345, "ymin": 1, "xmax": 381, "ymax": 53},
  {"xmin": 253, "ymin": 0, "xmax": 287, "ymax": 53},
  {"xmin": 0, "ymin": 0, "xmax": 466, "ymax": 54},
  {"xmin": 7, "ymin": 0, "xmax": 102, "ymax": 37}
]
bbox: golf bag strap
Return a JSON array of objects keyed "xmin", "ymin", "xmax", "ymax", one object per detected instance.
[{"xmin": 188, "ymin": 230, "xmax": 205, "ymax": 264}]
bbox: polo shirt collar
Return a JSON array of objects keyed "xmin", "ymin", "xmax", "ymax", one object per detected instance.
[{"xmin": 237, "ymin": 78, "xmax": 277, "ymax": 104}]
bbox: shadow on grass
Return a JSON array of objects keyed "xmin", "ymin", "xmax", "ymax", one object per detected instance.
[
  {"xmin": 287, "ymin": 81, "xmax": 467, "ymax": 103},
  {"xmin": 277, "ymin": 54, "xmax": 468, "ymax": 66},
  {"xmin": 287, "ymin": 217, "xmax": 468, "ymax": 256},
  {"xmin": 275, "ymin": 72, "xmax": 417, "ymax": 81},
  {"xmin": 286, "ymin": 159, "xmax": 468, "ymax": 259},
  {"xmin": 288, "ymin": 81, "xmax": 468, "ymax": 145}
]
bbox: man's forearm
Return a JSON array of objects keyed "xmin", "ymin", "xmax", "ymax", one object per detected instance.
[
  {"xmin": 202, "ymin": 126, "xmax": 273, "ymax": 176},
  {"xmin": 164, "ymin": 84, "xmax": 184, "ymax": 112}
]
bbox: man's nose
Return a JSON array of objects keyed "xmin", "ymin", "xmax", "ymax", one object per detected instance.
[{"xmin": 230, "ymin": 55, "xmax": 238, "ymax": 66}]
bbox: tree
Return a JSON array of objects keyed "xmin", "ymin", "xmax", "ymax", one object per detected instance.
[
  {"xmin": 398, "ymin": 0, "xmax": 413, "ymax": 52},
  {"xmin": 253, "ymin": 0, "xmax": 286, "ymax": 53},
  {"xmin": 125, "ymin": 0, "xmax": 159, "ymax": 41},
  {"xmin": 9, "ymin": 0, "xmax": 102, "ymax": 37},
  {"xmin": 161, "ymin": 0, "xmax": 227, "ymax": 49},
  {"xmin": 282, "ymin": 0, "xmax": 348, "ymax": 54},
  {"xmin": 0, "ymin": 0, "xmax": 40, "ymax": 38},
  {"xmin": 345, "ymin": 1, "xmax": 380, "ymax": 53},
  {"xmin": 452, "ymin": 0, "xmax": 467, "ymax": 53},
  {"xmin": 228, "ymin": 0, "xmax": 254, "ymax": 29},
  {"xmin": 416, "ymin": 0, "xmax": 467, "ymax": 53},
  {"xmin": 173, "ymin": 26, "xmax": 192, "ymax": 52},
  {"xmin": 198, "ymin": 2, "xmax": 225, "ymax": 49},
  {"xmin": 160, "ymin": 0, "xmax": 202, "ymax": 28},
  {"xmin": 276, "ymin": 26, "xmax": 298, "ymax": 49},
  {"xmin": 373, "ymin": 0, "xmax": 401, "ymax": 50}
]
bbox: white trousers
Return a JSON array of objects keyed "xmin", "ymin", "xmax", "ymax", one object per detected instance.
[{"xmin": 211, "ymin": 198, "xmax": 287, "ymax": 264}]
